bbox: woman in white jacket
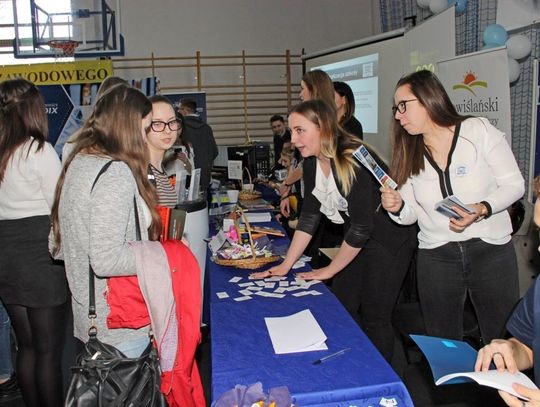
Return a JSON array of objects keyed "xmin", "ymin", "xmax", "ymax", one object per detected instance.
[{"xmin": 381, "ymin": 70, "xmax": 524, "ymax": 345}]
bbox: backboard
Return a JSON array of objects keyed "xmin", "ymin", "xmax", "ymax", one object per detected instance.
[{"xmin": 11, "ymin": 0, "xmax": 124, "ymax": 58}]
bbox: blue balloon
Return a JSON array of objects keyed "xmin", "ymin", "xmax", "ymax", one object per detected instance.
[
  {"xmin": 448, "ymin": 0, "xmax": 467, "ymax": 14},
  {"xmin": 482, "ymin": 42, "xmax": 499, "ymax": 50},
  {"xmin": 455, "ymin": 0, "xmax": 467, "ymax": 13},
  {"xmin": 483, "ymin": 24, "xmax": 508, "ymax": 46}
]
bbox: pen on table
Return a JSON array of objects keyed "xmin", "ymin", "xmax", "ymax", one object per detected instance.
[{"xmin": 312, "ymin": 347, "xmax": 351, "ymax": 365}]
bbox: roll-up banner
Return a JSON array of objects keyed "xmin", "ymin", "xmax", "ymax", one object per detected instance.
[{"xmin": 437, "ymin": 47, "xmax": 512, "ymax": 144}]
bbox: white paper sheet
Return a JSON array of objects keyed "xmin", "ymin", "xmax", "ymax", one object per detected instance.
[
  {"xmin": 264, "ymin": 309, "xmax": 327, "ymax": 354},
  {"xmin": 243, "ymin": 212, "xmax": 272, "ymax": 223}
]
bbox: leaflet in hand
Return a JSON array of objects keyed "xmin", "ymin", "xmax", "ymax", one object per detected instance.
[
  {"xmin": 411, "ymin": 335, "xmax": 538, "ymax": 400},
  {"xmin": 434, "ymin": 195, "xmax": 474, "ymax": 219},
  {"xmin": 352, "ymin": 145, "xmax": 397, "ymax": 190}
]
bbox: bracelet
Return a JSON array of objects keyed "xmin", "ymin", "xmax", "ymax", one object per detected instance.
[
  {"xmin": 480, "ymin": 200, "xmax": 492, "ymax": 218},
  {"xmin": 390, "ymin": 200, "xmax": 405, "ymax": 216},
  {"xmin": 474, "ymin": 201, "xmax": 490, "ymax": 223},
  {"xmin": 280, "ymin": 194, "xmax": 290, "ymax": 202}
]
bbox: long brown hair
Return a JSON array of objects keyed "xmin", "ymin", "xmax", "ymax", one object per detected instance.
[
  {"xmin": 390, "ymin": 70, "xmax": 469, "ymax": 185},
  {"xmin": 302, "ymin": 70, "xmax": 337, "ymax": 110},
  {"xmin": 0, "ymin": 78, "xmax": 48, "ymax": 184},
  {"xmin": 290, "ymin": 99, "xmax": 362, "ymax": 195},
  {"xmin": 51, "ymin": 84, "xmax": 161, "ymax": 253}
]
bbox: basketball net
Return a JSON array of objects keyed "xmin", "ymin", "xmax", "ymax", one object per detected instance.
[{"xmin": 47, "ymin": 40, "xmax": 79, "ymax": 61}]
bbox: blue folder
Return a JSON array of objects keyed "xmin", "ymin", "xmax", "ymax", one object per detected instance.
[{"xmin": 410, "ymin": 334, "xmax": 478, "ymax": 385}]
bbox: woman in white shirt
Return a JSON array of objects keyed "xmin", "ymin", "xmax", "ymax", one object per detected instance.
[
  {"xmin": 0, "ymin": 78, "xmax": 67, "ymax": 407},
  {"xmin": 381, "ymin": 70, "xmax": 524, "ymax": 344}
]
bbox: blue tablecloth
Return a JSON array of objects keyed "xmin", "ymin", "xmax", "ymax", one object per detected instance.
[{"xmin": 208, "ymin": 218, "xmax": 413, "ymax": 407}]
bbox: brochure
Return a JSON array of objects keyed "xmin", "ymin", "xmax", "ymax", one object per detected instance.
[
  {"xmin": 434, "ymin": 195, "xmax": 474, "ymax": 219},
  {"xmin": 352, "ymin": 145, "xmax": 397, "ymax": 189},
  {"xmin": 411, "ymin": 334, "xmax": 538, "ymax": 400}
]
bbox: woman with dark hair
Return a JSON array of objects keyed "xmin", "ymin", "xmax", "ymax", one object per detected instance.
[
  {"xmin": 147, "ymin": 95, "xmax": 183, "ymax": 208},
  {"xmin": 0, "ymin": 78, "xmax": 68, "ymax": 407},
  {"xmin": 251, "ymin": 100, "xmax": 416, "ymax": 363},
  {"xmin": 334, "ymin": 81, "xmax": 363, "ymax": 140},
  {"xmin": 51, "ymin": 84, "xmax": 162, "ymax": 358},
  {"xmin": 381, "ymin": 70, "xmax": 524, "ymax": 344}
]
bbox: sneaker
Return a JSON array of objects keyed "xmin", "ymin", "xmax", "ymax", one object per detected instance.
[{"xmin": 0, "ymin": 374, "xmax": 20, "ymax": 401}]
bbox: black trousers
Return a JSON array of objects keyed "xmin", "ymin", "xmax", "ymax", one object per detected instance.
[
  {"xmin": 331, "ymin": 239, "xmax": 415, "ymax": 362},
  {"xmin": 417, "ymin": 239, "xmax": 519, "ymax": 343}
]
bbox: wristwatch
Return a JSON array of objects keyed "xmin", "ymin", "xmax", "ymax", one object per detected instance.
[{"xmin": 475, "ymin": 202, "xmax": 490, "ymax": 222}]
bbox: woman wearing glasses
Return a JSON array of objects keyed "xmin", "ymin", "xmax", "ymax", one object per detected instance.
[
  {"xmin": 147, "ymin": 95, "xmax": 184, "ymax": 208},
  {"xmin": 381, "ymin": 70, "xmax": 524, "ymax": 344}
]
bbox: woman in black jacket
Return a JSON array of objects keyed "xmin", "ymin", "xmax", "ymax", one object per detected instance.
[{"xmin": 251, "ymin": 99, "xmax": 416, "ymax": 363}]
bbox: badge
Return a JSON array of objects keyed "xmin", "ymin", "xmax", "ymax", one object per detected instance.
[
  {"xmin": 456, "ymin": 165, "xmax": 468, "ymax": 176},
  {"xmin": 337, "ymin": 196, "xmax": 348, "ymax": 211}
]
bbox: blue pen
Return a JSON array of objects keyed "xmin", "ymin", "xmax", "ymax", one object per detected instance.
[{"xmin": 312, "ymin": 347, "xmax": 351, "ymax": 365}]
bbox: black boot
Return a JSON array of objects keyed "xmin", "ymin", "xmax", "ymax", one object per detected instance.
[{"xmin": 0, "ymin": 374, "xmax": 20, "ymax": 402}]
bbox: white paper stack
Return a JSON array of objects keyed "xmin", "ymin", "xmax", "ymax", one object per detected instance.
[
  {"xmin": 264, "ymin": 309, "xmax": 327, "ymax": 354},
  {"xmin": 244, "ymin": 212, "xmax": 272, "ymax": 223}
]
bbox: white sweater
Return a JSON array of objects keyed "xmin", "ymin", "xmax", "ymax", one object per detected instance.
[
  {"xmin": 390, "ymin": 117, "xmax": 524, "ymax": 249},
  {"xmin": 0, "ymin": 140, "xmax": 61, "ymax": 220}
]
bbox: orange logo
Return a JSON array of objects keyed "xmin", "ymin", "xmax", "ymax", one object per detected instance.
[{"xmin": 452, "ymin": 71, "xmax": 488, "ymax": 96}]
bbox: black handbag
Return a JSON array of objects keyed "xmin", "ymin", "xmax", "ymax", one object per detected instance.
[{"xmin": 65, "ymin": 161, "xmax": 167, "ymax": 407}]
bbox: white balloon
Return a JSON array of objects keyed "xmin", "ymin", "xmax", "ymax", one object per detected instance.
[
  {"xmin": 506, "ymin": 35, "xmax": 532, "ymax": 60},
  {"xmin": 417, "ymin": 0, "xmax": 431, "ymax": 8},
  {"xmin": 508, "ymin": 58, "xmax": 520, "ymax": 83},
  {"xmin": 429, "ymin": 0, "xmax": 448, "ymax": 13}
]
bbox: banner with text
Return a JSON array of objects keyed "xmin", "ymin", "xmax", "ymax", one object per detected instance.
[
  {"xmin": 0, "ymin": 60, "xmax": 113, "ymax": 85},
  {"xmin": 437, "ymin": 48, "xmax": 512, "ymax": 143}
]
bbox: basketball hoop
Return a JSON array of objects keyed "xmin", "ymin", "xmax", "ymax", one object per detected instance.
[{"xmin": 47, "ymin": 40, "xmax": 79, "ymax": 59}]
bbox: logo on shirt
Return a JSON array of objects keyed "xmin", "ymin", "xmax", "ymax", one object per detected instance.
[{"xmin": 455, "ymin": 165, "xmax": 468, "ymax": 176}]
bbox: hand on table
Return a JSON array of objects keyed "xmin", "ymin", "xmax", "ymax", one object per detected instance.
[
  {"xmin": 249, "ymin": 263, "xmax": 289, "ymax": 280},
  {"xmin": 498, "ymin": 385, "xmax": 540, "ymax": 407},
  {"xmin": 295, "ymin": 266, "xmax": 336, "ymax": 281}
]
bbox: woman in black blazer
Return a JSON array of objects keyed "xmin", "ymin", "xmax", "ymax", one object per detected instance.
[{"xmin": 251, "ymin": 99, "xmax": 416, "ymax": 363}]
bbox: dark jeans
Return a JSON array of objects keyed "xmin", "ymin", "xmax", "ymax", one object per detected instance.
[
  {"xmin": 417, "ymin": 239, "xmax": 519, "ymax": 344},
  {"xmin": 331, "ymin": 239, "xmax": 415, "ymax": 362},
  {"xmin": 0, "ymin": 301, "xmax": 12, "ymax": 379}
]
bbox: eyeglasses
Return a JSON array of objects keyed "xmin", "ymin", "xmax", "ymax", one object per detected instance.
[
  {"xmin": 150, "ymin": 119, "xmax": 181, "ymax": 132},
  {"xmin": 392, "ymin": 99, "xmax": 418, "ymax": 115}
]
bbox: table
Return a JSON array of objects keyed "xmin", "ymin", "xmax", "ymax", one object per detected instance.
[{"xmin": 207, "ymin": 217, "xmax": 413, "ymax": 406}]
